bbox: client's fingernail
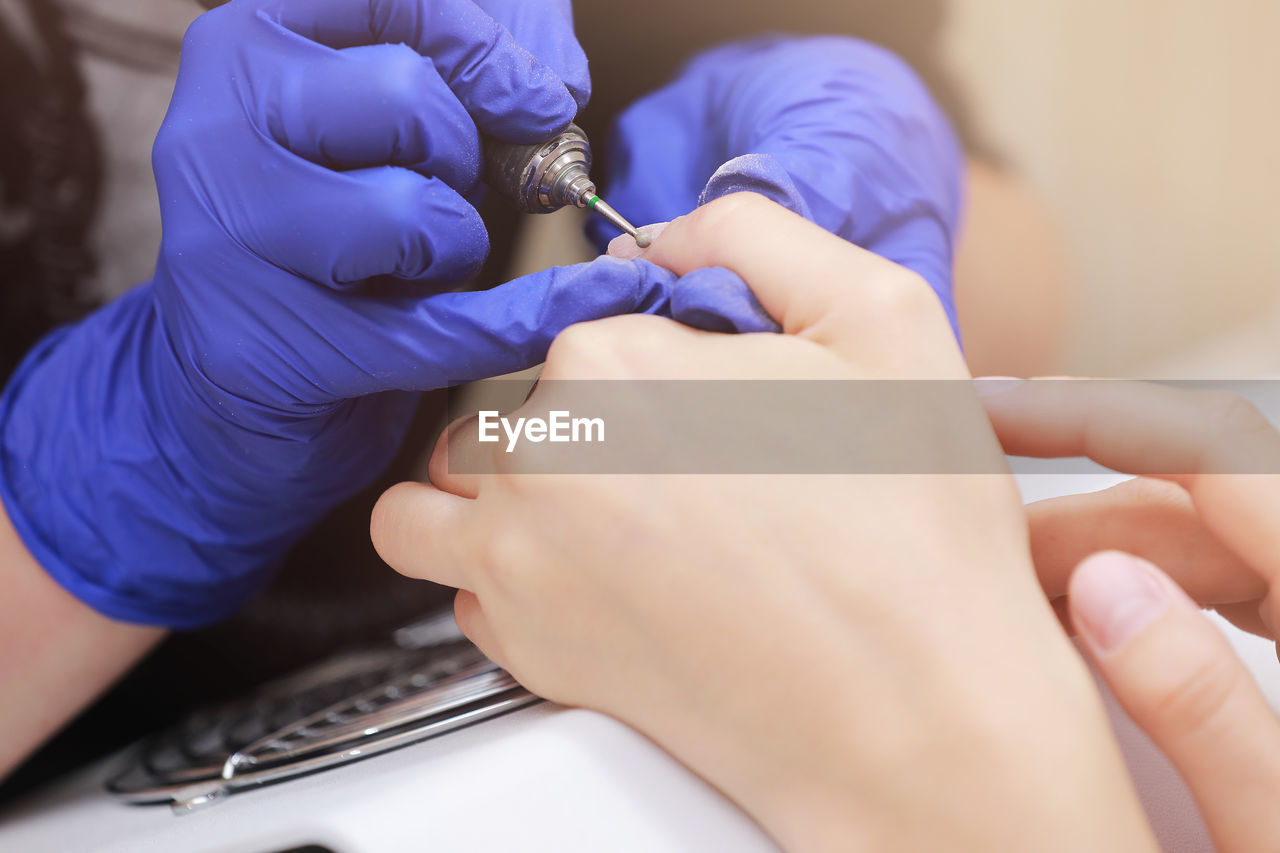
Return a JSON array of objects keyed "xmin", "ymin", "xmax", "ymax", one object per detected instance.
[
  {"xmin": 607, "ymin": 233, "xmax": 645, "ymax": 260},
  {"xmin": 606, "ymin": 222, "xmax": 670, "ymax": 260},
  {"xmin": 637, "ymin": 221, "xmax": 669, "ymax": 247},
  {"xmin": 974, "ymin": 377, "xmax": 1026, "ymax": 398},
  {"xmin": 1071, "ymin": 552, "xmax": 1170, "ymax": 652}
]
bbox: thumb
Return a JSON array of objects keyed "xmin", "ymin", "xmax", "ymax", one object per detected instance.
[{"xmin": 1070, "ymin": 551, "xmax": 1280, "ymax": 853}]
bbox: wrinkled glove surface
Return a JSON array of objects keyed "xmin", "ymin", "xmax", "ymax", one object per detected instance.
[
  {"xmin": 0, "ymin": 0, "xmax": 769, "ymax": 628},
  {"xmin": 590, "ymin": 35, "xmax": 966, "ymax": 337}
]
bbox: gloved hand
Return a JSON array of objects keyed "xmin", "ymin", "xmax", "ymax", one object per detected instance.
[
  {"xmin": 0, "ymin": 0, "xmax": 769, "ymax": 629},
  {"xmin": 588, "ymin": 36, "xmax": 966, "ymax": 338}
]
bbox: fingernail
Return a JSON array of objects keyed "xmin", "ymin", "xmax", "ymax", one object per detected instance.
[
  {"xmin": 607, "ymin": 222, "xmax": 669, "ymax": 260},
  {"xmin": 1071, "ymin": 552, "xmax": 1170, "ymax": 652},
  {"xmin": 637, "ymin": 221, "xmax": 669, "ymax": 248},
  {"xmin": 974, "ymin": 377, "xmax": 1025, "ymax": 398},
  {"xmin": 607, "ymin": 233, "xmax": 645, "ymax": 260}
]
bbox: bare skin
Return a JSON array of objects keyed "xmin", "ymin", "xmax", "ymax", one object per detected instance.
[
  {"xmin": 981, "ymin": 379, "xmax": 1280, "ymax": 852},
  {"xmin": 0, "ymin": 500, "xmax": 163, "ymax": 779},
  {"xmin": 376, "ymin": 195, "xmax": 1157, "ymax": 851}
]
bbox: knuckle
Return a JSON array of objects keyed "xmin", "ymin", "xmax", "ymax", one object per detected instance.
[
  {"xmin": 368, "ymin": 167, "xmax": 430, "ymax": 230},
  {"xmin": 1197, "ymin": 391, "xmax": 1276, "ymax": 472},
  {"xmin": 816, "ymin": 34, "xmax": 908, "ymax": 73},
  {"xmin": 1115, "ymin": 476, "xmax": 1186, "ymax": 510},
  {"xmin": 1146, "ymin": 651, "xmax": 1242, "ymax": 739},
  {"xmin": 693, "ymin": 192, "xmax": 775, "ymax": 244},
  {"xmin": 856, "ymin": 266, "xmax": 940, "ymax": 325},
  {"xmin": 544, "ymin": 322, "xmax": 612, "ymax": 374},
  {"xmin": 179, "ymin": 9, "xmax": 219, "ymax": 55},
  {"xmin": 452, "ymin": 592, "xmax": 483, "ymax": 639},
  {"xmin": 151, "ymin": 120, "xmax": 179, "ymax": 163},
  {"xmin": 375, "ymin": 45, "xmax": 435, "ymax": 115},
  {"xmin": 190, "ymin": 336, "xmax": 247, "ymax": 391},
  {"xmin": 483, "ymin": 527, "xmax": 534, "ymax": 592},
  {"xmin": 543, "ymin": 316, "xmax": 663, "ymax": 380},
  {"xmin": 1204, "ymin": 392, "xmax": 1271, "ymax": 442},
  {"xmin": 726, "ymin": 35, "xmax": 914, "ymax": 91},
  {"xmin": 488, "ymin": 438, "xmax": 525, "ymax": 477},
  {"xmin": 154, "ymin": 14, "xmax": 233, "ymax": 173},
  {"xmin": 369, "ymin": 482, "xmax": 412, "ymax": 542}
]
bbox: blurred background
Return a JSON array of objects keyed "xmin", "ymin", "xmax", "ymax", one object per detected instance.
[
  {"xmin": 27, "ymin": 0, "xmax": 1278, "ymax": 378},
  {"xmin": 944, "ymin": 0, "xmax": 1280, "ymax": 377}
]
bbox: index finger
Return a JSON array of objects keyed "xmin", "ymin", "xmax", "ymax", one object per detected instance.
[
  {"xmin": 370, "ymin": 481, "xmax": 479, "ymax": 591},
  {"xmin": 266, "ymin": 0, "xmax": 579, "ymax": 140},
  {"xmin": 979, "ymin": 379, "xmax": 1280, "ymax": 586},
  {"xmin": 641, "ymin": 193, "xmax": 964, "ymax": 377}
]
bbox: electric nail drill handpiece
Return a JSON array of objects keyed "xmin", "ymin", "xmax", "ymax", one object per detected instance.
[{"xmin": 483, "ymin": 123, "xmax": 650, "ymax": 248}]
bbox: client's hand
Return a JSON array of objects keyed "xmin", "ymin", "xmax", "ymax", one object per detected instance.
[
  {"xmin": 372, "ymin": 195, "xmax": 1155, "ymax": 851},
  {"xmin": 981, "ymin": 379, "xmax": 1280, "ymax": 852}
]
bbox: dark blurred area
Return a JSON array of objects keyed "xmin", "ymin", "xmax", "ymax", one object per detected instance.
[
  {"xmin": 0, "ymin": 0, "xmax": 102, "ymax": 385},
  {"xmin": 575, "ymin": 0, "xmax": 988, "ymax": 164},
  {"xmin": 0, "ymin": 0, "xmax": 981, "ymax": 803}
]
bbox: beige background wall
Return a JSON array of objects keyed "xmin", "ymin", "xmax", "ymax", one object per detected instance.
[{"xmin": 943, "ymin": 0, "xmax": 1280, "ymax": 374}]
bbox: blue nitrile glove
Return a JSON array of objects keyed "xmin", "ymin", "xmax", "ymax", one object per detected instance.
[
  {"xmin": 0, "ymin": 0, "xmax": 769, "ymax": 630},
  {"xmin": 588, "ymin": 35, "xmax": 967, "ymax": 339}
]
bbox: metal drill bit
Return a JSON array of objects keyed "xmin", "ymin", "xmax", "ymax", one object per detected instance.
[
  {"xmin": 587, "ymin": 196, "xmax": 650, "ymax": 248},
  {"xmin": 483, "ymin": 123, "xmax": 651, "ymax": 247}
]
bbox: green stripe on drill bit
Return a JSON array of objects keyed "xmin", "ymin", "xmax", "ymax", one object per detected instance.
[{"xmin": 587, "ymin": 195, "xmax": 601, "ymax": 209}]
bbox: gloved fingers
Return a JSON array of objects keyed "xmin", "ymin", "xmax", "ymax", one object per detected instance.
[
  {"xmin": 594, "ymin": 37, "xmax": 929, "ymax": 224},
  {"xmin": 345, "ymin": 257, "xmax": 679, "ymax": 393},
  {"xmin": 470, "ymin": 0, "xmax": 590, "ymax": 110},
  {"xmin": 393, "ymin": 258, "xmax": 781, "ymax": 385},
  {"xmin": 669, "ymin": 266, "xmax": 780, "ymax": 335},
  {"xmin": 1070, "ymin": 552, "xmax": 1280, "ymax": 852},
  {"xmin": 370, "ymin": 481, "xmax": 478, "ymax": 591},
  {"xmin": 586, "ymin": 41, "xmax": 842, "ymax": 249},
  {"xmin": 267, "ymin": 0, "xmax": 579, "ymax": 140},
  {"xmin": 246, "ymin": 256, "xmax": 672, "ymax": 402},
  {"xmin": 270, "ymin": 44, "xmax": 481, "ymax": 192},
  {"xmin": 607, "ymin": 236, "xmax": 780, "ymax": 333},
  {"xmin": 299, "ymin": 257, "xmax": 781, "ymax": 401},
  {"xmin": 254, "ymin": 165, "xmax": 488, "ymax": 289},
  {"xmin": 695, "ymin": 36, "xmax": 966, "ymax": 231}
]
